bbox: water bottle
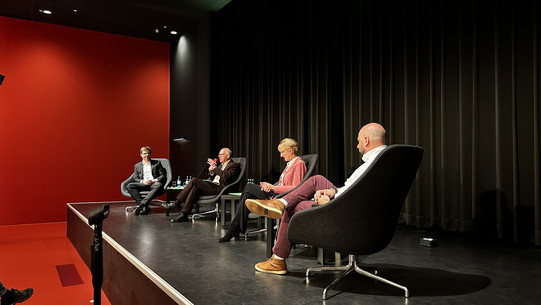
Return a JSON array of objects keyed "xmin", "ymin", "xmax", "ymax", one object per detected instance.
[
  {"xmin": 185, "ymin": 176, "xmax": 190, "ymax": 186},
  {"xmin": 177, "ymin": 176, "xmax": 181, "ymax": 187}
]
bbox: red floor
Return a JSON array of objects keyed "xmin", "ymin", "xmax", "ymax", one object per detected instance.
[{"xmin": 0, "ymin": 222, "xmax": 110, "ymax": 305}]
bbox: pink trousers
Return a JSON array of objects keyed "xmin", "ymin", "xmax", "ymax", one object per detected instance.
[{"xmin": 273, "ymin": 175, "xmax": 335, "ymax": 258}]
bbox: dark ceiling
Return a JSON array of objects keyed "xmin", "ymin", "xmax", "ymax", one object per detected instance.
[{"xmin": 0, "ymin": 0, "xmax": 231, "ymax": 42}]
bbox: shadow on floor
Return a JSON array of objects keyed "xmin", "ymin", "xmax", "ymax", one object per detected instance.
[{"xmin": 290, "ymin": 264, "xmax": 491, "ymax": 299}]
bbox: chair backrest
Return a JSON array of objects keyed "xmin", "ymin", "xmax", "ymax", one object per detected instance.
[
  {"xmin": 226, "ymin": 157, "xmax": 246, "ymax": 193},
  {"xmin": 196, "ymin": 157, "xmax": 247, "ymax": 204},
  {"xmin": 120, "ymin": 158, "xmax": 172, "ymax": 198},
  {"xmin": 287, "ymin": 145, "xmax": 423, "ymax": 255},
  {"xmin": 154, "ymin": 158, "xmax": 173, "ymax": 189},
  {"xmin": 275, "ymin": 154, "xmax": 318, "ymax": 199}
]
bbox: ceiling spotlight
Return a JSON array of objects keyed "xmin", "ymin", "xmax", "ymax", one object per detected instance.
[
  {"xmin": 170, "ymin": 30, "xmax": 178, "ymax": 35},
  {"xmin": 39, "ymin": 9, "xmax": 52, "ymax": 15},
  {"xmin": 73, "ymin": 9, "xmax": 78, "ymax": 13},
  {"xmin": 155, "ymin": 29, "xmax": 160, "ymax": 34}
]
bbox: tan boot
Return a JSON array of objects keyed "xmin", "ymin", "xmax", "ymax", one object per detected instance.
[
  {"xmin": 245, "ymin": 199, "xmax": 285, "ymax": 219},
  {"xmin": 255, "ymin": 256, "xmax": 288, "ymax": 274}
]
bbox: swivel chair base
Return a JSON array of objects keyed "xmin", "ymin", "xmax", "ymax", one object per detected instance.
[
  {"xmin": 124, "ymin": 199, "xmax": 165, "ymax": 213},
  {"xmin": 306, "ymin": 254, "xmax": 409, "ymax": 300},
  {"xmin": 191, "ymin": 203, "xmax": 220, "ymax": 222}
]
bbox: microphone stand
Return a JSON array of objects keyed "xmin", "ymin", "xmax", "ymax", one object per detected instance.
[{"xmin": 91, "ymin": 222, "xmax": 104, "ymax": 305}]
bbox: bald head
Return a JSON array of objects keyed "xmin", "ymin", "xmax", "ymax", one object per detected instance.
[{"xmin": 357, "ymin": 122, "xmax": 386, "ymax": 155}]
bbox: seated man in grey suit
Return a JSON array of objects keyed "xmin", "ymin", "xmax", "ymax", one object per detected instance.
[{"xmin": 126, "ymin": 146, "xmax": 166, "ymax": 215}]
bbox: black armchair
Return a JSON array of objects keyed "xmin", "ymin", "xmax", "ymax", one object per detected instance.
[
  {"xmin": 192, "ymin": 157, "xmax": 247, "ymax": 222},
  {"xmin": 120, "ymin": 158, "xmax": 173, "ymax": 212},
  {"xmin": 287, "ymin": 145, "xmax": 423, "ymax": 299}
]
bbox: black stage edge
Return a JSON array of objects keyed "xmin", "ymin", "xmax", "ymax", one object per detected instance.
[
  {"xmin": 68, "ymin": 202, "xmax": 189, "ymax": 305},
  {"xmin": 67, "ymin": 201, "xmax": 541, "ymax": 305}
]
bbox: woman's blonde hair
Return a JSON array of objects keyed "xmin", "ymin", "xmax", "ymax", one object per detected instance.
[{"xmin": 277, "ymin": 138, "xmax": 298, "ymax": 155}]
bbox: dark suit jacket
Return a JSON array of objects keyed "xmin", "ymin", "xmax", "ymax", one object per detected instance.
[
  {"xmin": 130, "ymin": 159, "xmax": 166, "ymax": 184},
  {"xmin": 202, "ymin": 159, "xmax": 241, "ymax": 190}
]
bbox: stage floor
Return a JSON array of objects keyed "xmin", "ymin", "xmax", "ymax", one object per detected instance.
[{"xmin": 67, "ymin": 201, "xmax": 541, "ymax": 305}]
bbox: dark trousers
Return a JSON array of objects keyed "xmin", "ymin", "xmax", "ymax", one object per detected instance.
[
  {"xmin": 126, "ymin": 182, "xmax": 164, "ymax": 207},
  {"xmin": 176, "ymin": 177, "xmax": 221, "ymax": 213},
  {"xmin": 230, "ymin": 183, "xmax": 273, "ymax": 234}
]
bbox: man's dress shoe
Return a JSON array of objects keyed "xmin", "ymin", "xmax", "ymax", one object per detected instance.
[{"xmin": 171, "ymin": 212, "xmax": 189, "ymax": 223}]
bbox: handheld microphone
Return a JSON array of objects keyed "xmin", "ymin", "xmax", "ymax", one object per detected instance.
[{"xmin": 214, "ymin": 158, "xmax": 219, "ymax": 164}]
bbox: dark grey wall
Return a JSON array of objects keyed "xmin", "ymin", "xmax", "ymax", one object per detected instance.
[{"xmin": 170, "ymin": 14, "xmax": 212, "ymax": 180}]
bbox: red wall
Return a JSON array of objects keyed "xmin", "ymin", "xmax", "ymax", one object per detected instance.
[{"xmin": 0, "ymin": 17, "xmax": 170, "ymax": 225}]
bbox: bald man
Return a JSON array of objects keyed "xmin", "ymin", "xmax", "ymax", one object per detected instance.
[{"xmin": 246, "ymin": 122, "xmax": 387, "ymax": 274}]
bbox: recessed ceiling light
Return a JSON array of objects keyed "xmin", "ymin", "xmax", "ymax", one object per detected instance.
[
  {"xmin": 73, "ymin": 9, "xmax": 78, "ymax": 13},
  {"xmin": 39, "ymin": 9, "xmax": 52, "ymax": 15},
  {"xmin": 155, "ymin": 29, "xmax": 160, "ymax": 34},
  {"xmin": 170, "ymin": 30, "xmax": 178, "ymax": 35}
]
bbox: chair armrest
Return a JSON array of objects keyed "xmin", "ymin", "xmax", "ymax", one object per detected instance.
[{"xmin": 121, "ymin": 174, "xmax": 135, "ymax": 198}]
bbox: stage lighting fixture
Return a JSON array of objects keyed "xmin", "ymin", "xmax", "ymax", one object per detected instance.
[{"xmin": 420, "ymin": 237, "xmax": 439, "ymax": 247}]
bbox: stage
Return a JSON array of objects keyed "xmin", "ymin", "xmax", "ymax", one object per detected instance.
[{"xmin": 67, "ymin": 201, "xmax": 541, "ymax": 305}]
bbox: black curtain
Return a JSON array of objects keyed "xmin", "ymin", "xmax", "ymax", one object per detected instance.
[{"xmin": 209, "ymin": 0, "xmax": 541, "ymax": 245}]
